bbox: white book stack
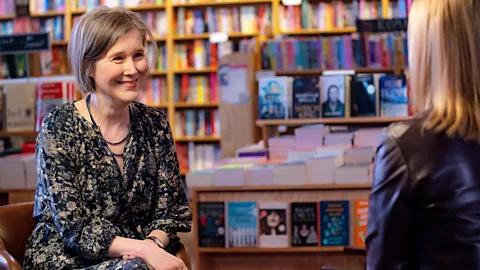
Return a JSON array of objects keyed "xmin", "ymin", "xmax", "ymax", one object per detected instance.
[
  {"xmin": 287, "ymin": 149, "xmax": 317, "ymax": 162},
  {"xmin": 0, "ymin": 154, "xmax": 36, "ymax": 189},
  {"xmin": 354, "ymin": 128, "xmax": 384, "ymax": 147},
  {"xmin": 324, "ymin": 132, "xmax": 354, "ymax": 147},
  {"xmin": 272, "ymin": 161, "xmax": 307, "ymax": 185},
  {"xmin": 213, "ymin": 163, "xmax": 253, "ymax": 187},
  {"xmin": 185, "ymin": 169, "xmax": 215, "ymax": 188},
  {"xmin": 268, "ymin": 135, "xmax": 296, "ymax": 159},
  {"xmin": 294, "ymin": 124, "xmax": 328, "ymax": 150},
  {"xmin": 344, "ymin": 147, "xmax": 375, "ymax": 165},
  {"xmin": 245, "ymin": 164, "xmax": 275, "ymax": 186},
  {"xmin": 334, "ymin": 165, "xmax": 371, "ymax": 184},
  {"xmin": 306, "ymin": 147, "xmax": 345, "ymax": 185}
]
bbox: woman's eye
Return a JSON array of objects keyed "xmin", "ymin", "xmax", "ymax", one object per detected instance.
[
  {"xmin": 134, "ymin": 53, "xmax": 144, "ymax": 58},
  {"xmin": 113, "ymin": 56, "xmax": 122, "ymax": 61}
]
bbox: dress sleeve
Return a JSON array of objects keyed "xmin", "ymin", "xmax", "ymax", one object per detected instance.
[
  {"xmin": 365, "ymin": 130, "xmax": 414, "ymax": 269},
  {"xmin": 37, "ymin": 112, "xmax": 122, "ymax": 261},
  {"xmin": 141, "ymin": 111, "xmax": 192, "ymax": 251}
]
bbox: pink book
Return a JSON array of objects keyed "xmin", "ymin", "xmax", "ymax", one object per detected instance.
[{"xmin": 210, "ymin": 72, "xmax": 217, "ymax": 102}]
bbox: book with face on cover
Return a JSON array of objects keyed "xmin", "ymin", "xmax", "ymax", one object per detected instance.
[
  {"xmin": 291, "ymin": 202, "xmax": 319, "ymax": 247},
  {"xmin": 259, "ymin": 202, "xmax": 289, "ymax": 248}
]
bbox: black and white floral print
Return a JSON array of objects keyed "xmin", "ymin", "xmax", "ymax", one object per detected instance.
[{"xmin": 23, "ymin": 102, "xmax": 192, "ymax": 270}]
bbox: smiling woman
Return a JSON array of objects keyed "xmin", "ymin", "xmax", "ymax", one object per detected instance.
[{"xmin": 22, "ymin": 6, "xmax": 192, "ymax": 270}]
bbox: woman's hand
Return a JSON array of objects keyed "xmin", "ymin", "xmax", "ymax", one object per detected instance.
[{"xmin": 139, "ymin": 240, "xmax": 187, "ymax": 270}]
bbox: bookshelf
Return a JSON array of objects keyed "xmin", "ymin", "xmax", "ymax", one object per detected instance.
[{"xmin": 191, "ymin": 184, "xmax": 370, "ymax": 270}]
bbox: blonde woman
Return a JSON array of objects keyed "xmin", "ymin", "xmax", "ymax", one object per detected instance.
[
  {"xmin": 366, "ymin": 0, "xmax": 480, "ymax": 269},
  {"xmin": 23, "ymin": 6, "xmax": 191, "ymax": 270}
]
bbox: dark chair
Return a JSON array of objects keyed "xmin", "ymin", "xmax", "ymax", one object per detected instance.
[{"xmin": 0, "ymin": 202, "xmax": 191, "ymax": 270}]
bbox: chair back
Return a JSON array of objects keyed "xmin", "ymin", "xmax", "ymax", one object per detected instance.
[{"xmin": 0, "ymin": 202, "xmax": 35, "ymax": 266}]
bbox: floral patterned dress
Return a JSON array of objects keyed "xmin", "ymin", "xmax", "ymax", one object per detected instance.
[{"xmin": 23, "ymin": 101, "xmax": 192, "ymax": 270}]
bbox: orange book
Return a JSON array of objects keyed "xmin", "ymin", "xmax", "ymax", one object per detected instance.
[{"xmin": 354, "ymin": 199, "xmax": 369, "ymax": 247}]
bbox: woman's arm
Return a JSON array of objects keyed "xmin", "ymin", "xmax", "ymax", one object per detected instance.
[
  {"xmin": 366, "ymin": 130, "xmax": 414, "ymax": 269},
  {"xmin": 141, "ymin": 110, "xmax": 192, "ymax": 251}
]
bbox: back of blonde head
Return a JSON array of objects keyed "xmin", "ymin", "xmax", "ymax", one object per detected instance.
[{"xmin": 409, "ymin": 0, "xmax": 480, "ymax": 141}]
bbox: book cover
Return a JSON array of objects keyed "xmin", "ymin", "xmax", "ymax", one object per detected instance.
[
  {"xmin": 379, "ymin": 74, "xmax": 408, "ymax": 117},
  {"xmin": 226, "ymin": 201, "xmax": 258, "ymax": 247},
  {"xmin": 320, "ymin": 200, "xmax": 350, "ymax": 246},
  {"xmin": 350, "ymin": 74, "xmax": 377, "ymax": 117},
  {"xmin": 321, "ymin": 75, "xmax": 346, "ymax": 118},
  {"xmin": 259, "ymin": 202, "xmax": 289, "ymax": 248},
  {"xmin": 354, "ymin": 199, "xmax": 369, "ymax": 247},
  {"xmin": 291, "ymin": 202, "xmax": 319, "ymax": 247},
  {"xmin": 198, "ymin": 202, "xmax": 226, "ymax": 247},
  {"xmin": 292, "ymin": 76, "xmax": 321, "ymax": 119},
  {"xmin": 258, "ymin": 77, "xmax": 292, "ymax": 119}
]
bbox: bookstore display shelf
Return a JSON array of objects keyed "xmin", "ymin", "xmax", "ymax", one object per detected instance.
[
  {"xmin": 30, "ymin": 10, "xmax": 66, "ymax": 18},
  {"xmin": 0, "ymin": 189, "xmax": 35, "ymax": 205},
  {"xmin": 174, "ymin": 67, "xmax": 217, "ymax": 74},
  {"xmin": 0, "ymin": 14, "xmax": 14, "ymax": 21},
  {"xmin": 275, "ymin": 67, "xmax": 400, "ymax": 76},
  {"xmin": 173, "ymin": 32, "xmax": 258, "ymax": 40},
  {"xmin": 256, "ymin": 117, "xmax": 411, "ymax": 127},
  {"xmin": 198, "ymin": 247, "xmax": 345, "ymax": 253},
  {"xmin": 175, "ymin": 102, "xmax": 218, "ymax": 108},
  {"xmin": 191, "ymin": 183, "xmax": 369, "ymax": 270},
  {"xmin": 173, "ymin": 0, "xmax": 272, "ymax": 8},
  {"xmin": 279, "ymin": 27, "xmax": 358, "ymax": 36},
  {"xmin": 0, "ymin": 131, "xmax": 38, "ymax": 137},
  {"xmin": 154, "ymin": 104, "xmax": 169, "ymax": 109},
  {"xmin": 72, "ymin": 4, "xmax": 165, "ymax": 15},
  {"xmin": 175, "ymin": 136, "xmax": 221, "ymax": 142},
  {"xmin": 191, "ymin": 184, "xmax": 371, "ymax": 193}
]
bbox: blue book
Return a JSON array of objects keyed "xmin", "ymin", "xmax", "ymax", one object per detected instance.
[
  {"xmin": 320, "ymin": 200, "xmax": 350, "ymax": 246},
  {"xmin": 226, "ymin": 201, "xmax": 258, "ymax": 247}
]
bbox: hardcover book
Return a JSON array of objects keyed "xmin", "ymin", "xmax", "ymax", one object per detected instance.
[
  {"xmin": 198, "ymin": 202, "xmax": 226, "ymax": 247},
  {"xmin": 291, "ymin": 202, "xmax": 319, "ymax": 246},
  {"xmin": 320, "ymin": 200, "xmax": 350, "ymax": 246}
]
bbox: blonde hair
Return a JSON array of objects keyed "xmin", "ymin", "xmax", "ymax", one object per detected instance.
[
  {"xmin": 409, "ymin": 0, "xmax": 480, "ymax": 141},
  {"xmin": 68, "ymin": 6, "xmax": 157, "ymax": 94}
]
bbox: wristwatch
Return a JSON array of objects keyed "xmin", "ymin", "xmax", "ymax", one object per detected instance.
[{"xmin": 147, "ymin": 236, "xmax": 166, "ymax": 249}]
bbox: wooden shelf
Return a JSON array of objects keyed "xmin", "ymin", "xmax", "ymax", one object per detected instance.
[
  {"xmin": 174, "ymin": 32, "xmax": 258, "ymax": 40},
  {"xmin": 173, "ymin": 0, "xmax": 272, "ymax": 7},
  {"xmin": 0, "ymin": 131, "xmax": 38, "ymax": 137},
  {"xmin": 198, "ymin": 247, "xmax": 345, "ymax": 253},
  {"xmin": 256, "ymin": 117, "xmax": 411, "ymax": 127},
  {"xmin": 0, "ymin": 14, "xmax": 14, "ymax": 21},
  {"xmin": 175, "ymin": 136, "xmax": 220, "ymax": 142},
  {"xmin": 72, "ymin": 4, "xmax": 165, "ymax": 15},
  {"xmin": 30, "ymin": 11, "xmax": 65, "ymax": 17},
  {"xmin": 174, "ymin": 68, "xmax": 217, "ymax": 74},
  {"xmin": 175, "ymin": 102, "xmax": 218, "ymax": 108},
  {"xmin": 0, "ymin": 189, "xmax": 36, "ymax": 193},
  {"xmin": 153, "ymin": 104, "xmax": 168, "ymax": 109},
  {"xmin": 150, "ymin": 70, "xmax": 167, "ymax": 76},
  {"xmin": 52, "ymin": 40, "xmax": 69, "ymax": 46},
  {"xmin": 191, "ymin": 184, "xmax": 371, "ymax": 193},
  {"xmin": 279, "ymin": 27, "xmax": 358, "ymax": 35},
  {"xmin": 275, "ymin": 67, "xmax": 399, "ymax": 76}
]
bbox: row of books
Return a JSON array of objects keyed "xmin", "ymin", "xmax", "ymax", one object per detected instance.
[
  {"xmin": 358, "ymin": 0, "xmax": 411, "ymax": 19},
  {"xmin": 258, "ymin": 73, "xmax": 411, "ymax": 120},
  {"xmin": 30, "ymin": 0, "xmax": 66, "ymax": 13},
  {"xmin": 175, "ymin": 5, "xmax": 271, "ymax": 36},
  {"xmin": 176, "ymin": 142, "xmax": 221, "ymax": 172},
  {"xmin": 173, "ymin": 39, "xmax": 253, "ymax": 70},
  {"xmin": 198, "ymin": 199, "xmax": 369, "ymax": 248},
  {"xmin": 174, "ymin": 73, "xmax": 217, "ymax": 103},
  {"xmin": 0, "ymin": 16, "xmax": 64, "ymax": 42},
  {"xmin": 73, "ymin": 0, "xmax": 164, "ymax": 9},
  {"xmin": 174, "ymin": 109, "xmax": 220, "ymax": 137},
  {"xmin": 261, "ymin": 33, "xmax": 408, "ymax": 71},
  {"xmin": 279, "ymin": 1, "xmax": 355, "ymax": 32},
  {"xmin": 137, "ymin": 77, "xmax": 168, "ymax": 106}
]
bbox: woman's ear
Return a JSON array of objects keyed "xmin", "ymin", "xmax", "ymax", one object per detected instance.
[{"xmin": 89, "ymin": 64, "xmax": 96, "ymax": 78}]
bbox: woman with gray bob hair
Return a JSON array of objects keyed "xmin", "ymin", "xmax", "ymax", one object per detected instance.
[{"xmin": 23, "ymin": 6, "xmax": 191, "ymax": 270}]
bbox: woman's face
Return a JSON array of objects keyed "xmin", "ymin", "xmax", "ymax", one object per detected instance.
[
  {"xmin": 267, "ymin": 211, "xmax": 281, "ymax": 228},
  {"xmin": 90, "ymin": 29, "xmax": 149, "ymax": 105}
]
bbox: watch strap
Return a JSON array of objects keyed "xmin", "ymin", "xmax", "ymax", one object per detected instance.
[{"xmin": 147, "ymin": 236, "xmax": 166, "ymax": 249}]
